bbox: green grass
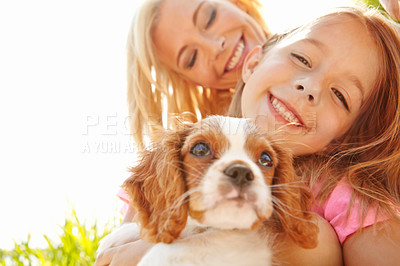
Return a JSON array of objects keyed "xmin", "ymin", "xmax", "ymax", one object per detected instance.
[{"xmin": 0, "ymin": 210, "xmax": 118, "ymax": 266}]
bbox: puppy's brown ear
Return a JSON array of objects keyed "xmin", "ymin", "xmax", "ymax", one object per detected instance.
[
  {"xmin": 272, "ymin": 146, "xmax": 319, "ymax": 249},
  {"xmin": 123, "ymin": 125, "xmax": 192, "ymax": 244}
]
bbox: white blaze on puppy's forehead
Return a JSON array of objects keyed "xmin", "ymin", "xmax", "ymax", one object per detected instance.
[{"xmin": 218, "ymin": 116, "xmax": 253, "ymax": 151}]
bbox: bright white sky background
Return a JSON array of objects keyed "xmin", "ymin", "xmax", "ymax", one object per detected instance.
[{"xmin": 0, "ymin": 0, "xmax": 354, "ymax": 249}]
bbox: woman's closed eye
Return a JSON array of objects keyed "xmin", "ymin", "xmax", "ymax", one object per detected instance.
[
  {"xmin": 187, "ymin": 50, "xmax": 198, "ymax": 69},
  {"xmin": 205, "ymin": 7, "xmax": 216, "ymax": 29},
  {"xmin": 332, "ymin": 88, "xmax": 349, "ymax": 111},
  {"xmin": 291, "ymin": 53, "xmax": 311, "ymax": 68},
  {"xmin": 197, "ymin": 2, "xmax": 217, "ymax": 30}
]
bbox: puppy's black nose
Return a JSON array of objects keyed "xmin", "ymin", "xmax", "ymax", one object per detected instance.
[{"xmin": 224, "ymin": 164, "xmax": 254, "ymax": 187}]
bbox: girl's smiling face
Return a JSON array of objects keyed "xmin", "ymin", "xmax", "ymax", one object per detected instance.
[
  {"xmin": 153, "ymin": 0, "xmax": 266, "ymax": 89},
  {"xmin": 241, "ymin": 15, "xmax": 380, "ymax": 155}
]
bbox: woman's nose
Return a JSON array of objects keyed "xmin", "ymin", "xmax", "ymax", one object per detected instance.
[
  {"xmin": 295, "ymin": 83, "xmax": 320, "ymax": 104},
  {"xmin": 203, "ymin": 35, "xmax": 226, "ymax": 59}
]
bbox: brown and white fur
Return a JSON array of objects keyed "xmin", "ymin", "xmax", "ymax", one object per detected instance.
[{"xmin": 102, "ymin": 116, "xmax": 318, "ymax": 265}]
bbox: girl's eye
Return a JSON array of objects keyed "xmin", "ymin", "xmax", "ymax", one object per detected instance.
[
  {"xmin": 291, "ymin": 53, "xmax": 311, "ymax": 68},
  {"xmin": 190, "ymin": 142, "xmax": 211, "ymax": 157},
  {"xmin": 259, "ymin": 152, "xmax": 273, "ymax": 168},
  {"xmin": 332, "ymin": 88, "xmax": 349, "ymax": 111},
  {"xmin": 205, "ymin": 8, "xmax": 216, "ymax": 29},
  {"xmin": 187, "ymin": 50, "xmax": 197, "ymax": 69}
]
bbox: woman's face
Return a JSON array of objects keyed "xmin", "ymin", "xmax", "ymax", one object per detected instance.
[
  {"xmin": 153, "ymin": 0, "xmax": 266, "ymax": 89},
  {"xmin": 241, "ymin": 15, "xmax": 379, "ymax": 155}
]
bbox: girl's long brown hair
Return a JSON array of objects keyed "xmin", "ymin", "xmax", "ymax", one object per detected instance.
[{"xmin": 228, "ymin": 7, "xmax": 400, "ymax": 223}]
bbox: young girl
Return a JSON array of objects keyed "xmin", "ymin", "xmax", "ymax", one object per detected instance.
[{"xmin": 230, "ymin": 6, "xmax": 400, "ymax": 264}]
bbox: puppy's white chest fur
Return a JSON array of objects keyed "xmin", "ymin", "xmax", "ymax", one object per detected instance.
[{"xmin": 138, "ymin": 219, "xmax": 272, "ymax": 266}]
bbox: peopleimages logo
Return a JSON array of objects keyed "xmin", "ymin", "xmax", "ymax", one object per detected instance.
[{"xmin": 80, "ymin": 112, "xmax": 318, "ymax": 154}]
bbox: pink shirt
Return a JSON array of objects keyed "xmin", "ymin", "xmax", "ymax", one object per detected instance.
[
  {"xmin": 311, "ymin": 179, "xmax": 388, "ymax": 244},
  {"xmin": 117, "ymin": 188, "xmax": 130, "ymax": 216}
]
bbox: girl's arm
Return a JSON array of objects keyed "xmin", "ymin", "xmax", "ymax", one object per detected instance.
[
  {"xmin": 278, "ymin": 215, "xmax": 343, "ymax": 266},
  {"xmin": 95, "ymin": 240, "xmax": 154, "ymax": 266},
  {"xmin": 95, "ymin": 205, "xmax": 141, "ymax": 264},
  {"xmin": 343, "ymin": 219, "xmax": 400, "ymax": 265},
  {"xmin": 95, "ymin": 205, "xmax": 150, "ymax": 266}
]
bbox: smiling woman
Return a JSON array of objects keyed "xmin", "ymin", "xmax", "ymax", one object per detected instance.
[{"xmin": 127, "ymin": 0, "xmax": 269, "ymax": 149}]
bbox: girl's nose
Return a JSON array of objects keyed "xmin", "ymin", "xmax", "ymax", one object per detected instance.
[{"xmin": 295, "ymin": 82, "xmax": 320, "ymax": 104}]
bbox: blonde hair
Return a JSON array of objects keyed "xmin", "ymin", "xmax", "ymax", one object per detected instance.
[
  {"xmin": 127, "ymin": 0, "xmax": 269, "ymax": 149},
  {"xmin": 228, "ymin": 7, "xmax": 400, "ymax": 221}
]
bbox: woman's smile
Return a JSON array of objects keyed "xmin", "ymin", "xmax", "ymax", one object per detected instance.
[{"xmin": 224, "ymin": 35, "xmax": 247, "ymax": 73}]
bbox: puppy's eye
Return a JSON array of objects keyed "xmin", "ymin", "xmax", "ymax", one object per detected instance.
[
  {"xmin": 190, "ymin": 142, "xmax": 211, "ymax": 157},
  {"xmin": 259, "ymin": 152, "xmax": 273, "ymax": 167}
]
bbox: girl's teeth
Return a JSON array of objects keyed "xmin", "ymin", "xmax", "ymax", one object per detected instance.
[
  {"xmin": 271, "ymin": 98, "xmax": 301, "ymax": 125},
  {"xmin": 226, "ymin": 39, "xmax": 244, "ymax": 72}
]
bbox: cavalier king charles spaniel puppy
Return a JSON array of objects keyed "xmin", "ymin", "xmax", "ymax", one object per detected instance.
[{"xmin": 101, "ymin": 116, "xmax": 318, "ymax": 265}]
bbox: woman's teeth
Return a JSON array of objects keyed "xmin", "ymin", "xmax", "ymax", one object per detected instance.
[
  {"xmin": 225, "ymin": 38, "xmax": 244, "ymax": 72},
  {"xmin": 271, "ymin": 97, "xmax": 302, "ymax": 126}
]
